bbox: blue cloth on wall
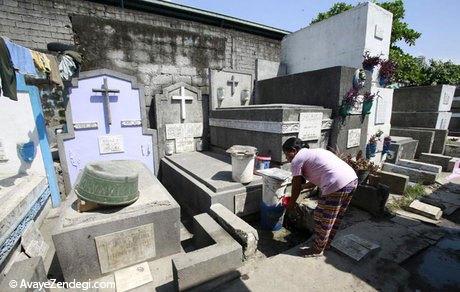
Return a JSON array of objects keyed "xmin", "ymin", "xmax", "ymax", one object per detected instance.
[{"xmin": 2, "ymin": 37, "xmax": 37, "ymax": 75}]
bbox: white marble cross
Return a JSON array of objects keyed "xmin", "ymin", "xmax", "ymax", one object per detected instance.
[
  {"xmin": 227, "ymin": 75, "xmax": 239, "ymax": 96},
  {"xmin": 172, "ymin": 86, "xmax": 193, "ymax": 121}
]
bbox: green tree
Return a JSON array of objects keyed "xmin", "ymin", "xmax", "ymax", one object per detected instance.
[{"xmin": 310, "ymin": 2, "xmax": 353, "ymax": 24}]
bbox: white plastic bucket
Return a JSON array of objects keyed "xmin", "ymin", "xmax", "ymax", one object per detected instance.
[
  {"xmin": 231, "ymin": 153, "xmax": 255, "ymax": 183},
  {"xmin": 262, "ymin": 175, "xmax": 288, "ymax": 205}
]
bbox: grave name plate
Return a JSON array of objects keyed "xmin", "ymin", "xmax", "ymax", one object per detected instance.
[
  {"xmin": 347, "ymin": 129, "xmax": 361, "ymax": 148},
  {"xmin": 74, "ymin": 122, "xmax": 98, "ymax": 130},
  {"xmin": 298, "ymin": 112, "xmax": 323, "ymax": 141},
  {"xmin": 175, "ymin": 138, "xmax": 195, "ymax": 153},
  {"xmin": 95, "ymin": 223, "xmax": 156, "ymax": 273},
  {"xmin": 98, "ymin": 135, "xmax": 124, "ymax": 154},
  {"xmin": 165, "ymin": 123, "xmax": 203, "ymax": 140},
  {"xmin": 375, "ymin": 96, "xmax": 387, "ymax": 125}
]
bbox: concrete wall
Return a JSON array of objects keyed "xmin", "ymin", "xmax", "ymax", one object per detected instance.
[
  {"xmin": 280, "ymin": 2, "xmax": 392, "ymax": 75},
  {"xmin": 1, "ymin": 0, "xmax": 281, "ymax": 126},
  {"xmin": 0, "ymin": 91, "xmax": 45, "ymax": 177}
]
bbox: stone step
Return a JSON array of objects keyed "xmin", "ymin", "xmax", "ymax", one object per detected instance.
[
  {"xmin": 418, "ymin": 153, "xmax": 452, "ymax": 171},
  {"xmin": 209, "ymin": 203, "xmax": 258, "ymax": 259},
  {"xmin": 406, "ymin": 200, "xmax": 442, "ymax": 220},
  {"xmin": 172, "ymin": 213, "xmax": 242, "ymax": 291},
  {"xmin": 382, "ymin": 163, "xmax": 438, "ymax": 185},
  {"xmin": 396, "ymin": 159, "xmax": 442, "ymax": 174}
]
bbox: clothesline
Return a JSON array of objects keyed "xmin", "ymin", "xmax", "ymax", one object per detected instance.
[{"xmin": 0, "ymin": 37, "xmax": 81, "ymax": 101}]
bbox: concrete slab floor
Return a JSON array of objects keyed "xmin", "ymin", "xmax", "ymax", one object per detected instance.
[{"xmin": 31, "ymin": 179, "xmax": 460, "ymax": 291}]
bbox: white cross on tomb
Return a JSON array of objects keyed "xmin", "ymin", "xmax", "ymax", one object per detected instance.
[
  {"xmin": 227, "ymin": 75, "xmax": 239, "ymax": 96},
  {"xmin": 172, "ymin": 86, "xmax": 194, "ymax": 121}
]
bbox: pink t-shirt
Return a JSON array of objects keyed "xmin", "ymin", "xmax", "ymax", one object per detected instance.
[{"xmin": 291, "ymin": 148, "xmax": 358, "ymax": 195}]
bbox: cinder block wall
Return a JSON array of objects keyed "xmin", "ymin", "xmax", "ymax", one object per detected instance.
[{"xmin": 0, "ymin": 0, "xmax": 281, "ymax": 125}]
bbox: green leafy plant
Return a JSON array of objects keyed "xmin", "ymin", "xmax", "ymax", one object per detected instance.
[{"xmin": 387, "ymin": 184, "xmax": 427, "ymax": 212}]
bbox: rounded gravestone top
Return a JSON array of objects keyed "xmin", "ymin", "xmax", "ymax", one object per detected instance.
[{"xmin": 75, "ymin": 160, "xmax": 139, "ymax": 206}]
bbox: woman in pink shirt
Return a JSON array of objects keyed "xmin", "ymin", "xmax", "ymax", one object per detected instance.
[{"xmin": 283, "ymin": 138, "xmax": 358, "ymax": 256}]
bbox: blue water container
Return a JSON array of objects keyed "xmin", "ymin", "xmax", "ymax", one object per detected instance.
[{"xmin": 260, "ymin": 201, "xmax": 285, "ymax": 231}]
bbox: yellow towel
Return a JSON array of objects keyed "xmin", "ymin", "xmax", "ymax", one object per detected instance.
[{"xmin": 31, "ymin": 50, "xmax": 51, "ymax": 73}]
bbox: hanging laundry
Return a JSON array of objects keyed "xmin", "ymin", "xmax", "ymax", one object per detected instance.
[
  {"xmin": 0, "ymin": 37, "xmax": 17, "ymax": 100},
  {"xmin": 59, "ymin": 54, "xmax": 77, "ymax": 81},
  {"xmin": 63, "ymin": 50, "xmax": 82, "ymax": 65},
  {"xmin": 47, "ymin": 54, "xmax": 64, "ymax": 88},
  {"xmin": 2, "ymin": 37, "xmax": 36, "ymax": 75},
  {"xmin": 31, "ymin": 50, "xmax": 51, "ymax": 73}
]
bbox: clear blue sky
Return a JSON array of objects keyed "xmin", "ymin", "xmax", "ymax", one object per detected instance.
[{"xmin": 170, "ymin": 0, "xmax": 459, "ymax": 64}]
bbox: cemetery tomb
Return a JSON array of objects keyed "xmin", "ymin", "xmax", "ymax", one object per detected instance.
[
  {"xmin": 392, "ymin": 85, "xmax": 455, "ymax": 130},
  {"xmin": 209, "ymin": 69, "xmax": 253, "ymax": 110},
  {"xmin": 153, "ymin": 82, "xmax": 205, "ymax": 159},
  {"xmin": 52, "ymin": 161, "xmax": 181, "ymax": 282},
  {"xmin": 392, "ymin": 85, "xmax": 455, "ymax": 113},
  {"xmin": 210, "ymin": 104, "xmax": 333, "ymax": 164},
  {"xmin": 161, "ymin": 151, "xmax": 263, "ymax": 216},
  {"xmin": 57, "ymin": 69, "xmax": 158, "ymax": 195},
  {"xmin": 448, "ymin": 87, "xmax": 460, "ymax": 136},
  {"xmin": 391, "ymin": 112, "xmax": 452, "ymax": 130},
  {"xmin": 280, "ymin": 2, "xmax": 392, "ymax": 81},
  {"xmin": 255, "ymin": 66, "xmax": 371, "ymax": 156},
  {"xmin": 362, "ymin": 87, "xmax": 394, "ymax": 164},
  {"xmin": 0, "ymin": 90, "xmax": 52, "ymax": 266},
  {"xmin": 385, "ymin": 136, "xmax": 418, "ymax": 164},
  {"xmin": 390, "ymin": 128, "xmax": 435, "ymax": 158}
]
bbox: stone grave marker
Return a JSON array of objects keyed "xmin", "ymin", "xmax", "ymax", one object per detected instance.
[
  {"xmin": 209, "ymin": 69, "xmax": 253, "ymax": 110},
  {"xmin": 153, "ymin": 82, "xmax": 204, "ymax": 157},
  {"xmin": 57, "ymin": 69, "xmax": 158, "ymax": 194}
]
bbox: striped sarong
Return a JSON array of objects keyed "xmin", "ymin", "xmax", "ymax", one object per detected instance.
[{"xmin": 312, "ymin": 180, "xmax": 357, "ymax": 252}]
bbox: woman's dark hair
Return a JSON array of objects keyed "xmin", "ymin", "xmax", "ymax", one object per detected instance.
[{"xmin": 282, "ymin": 137, "xmax": 309, "ymax": 152}]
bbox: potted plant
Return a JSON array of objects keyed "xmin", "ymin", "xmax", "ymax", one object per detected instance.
[
  {"xmin": 341, "ymin": 150, "xmax": 379, "ymax": 185},
  {"xmin": 339, "ymin": 87, "xmax": 358, "ymax": 118},
  {"xmin": 362, "ymin": 51, "xmax": 382, "ymax": 71},
  {"xmin": 362, "ymin": 91, "xmax": 378, "ymax": 116},
  {"xmin": 378, "ymin": 59, "xmax": 397, "ymax": 86}
]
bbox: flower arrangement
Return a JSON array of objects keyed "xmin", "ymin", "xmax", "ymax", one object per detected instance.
[
  {"xmin": 362, "ymin": 51, "xmax": 382, "ymax": 70},
  {"xmin": 339, "ymin": 87, "xmax": 359, "ymax": 118},
  {"xmin": 379, "ymin": 59, "xmax": 397, "ymax": 85},
  {"xmin": 341, "ymin": 150, "xmax": 380, "ymax": 184},
  {"xmin": 363, "ymin": 91, "xmax": 378, "ymax": 103}
]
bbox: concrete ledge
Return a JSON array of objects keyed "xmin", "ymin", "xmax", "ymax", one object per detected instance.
[
  {"xmin": 377, "ymin": 171, "xmax": 408, "ymax": 195},
  {"xmin": 209, "ymin": 203, "xmax": 258, "ymax": 259},
  {"xmin": 396, "ymin": 159, "xmax": 442, "ymax": 174},
  {"xmin": 419, "ymin": 153, "xmax": 452, "ymax": 171},
  {"xmin": 172, "ymin": 213, "xmax": 242, "ymax": 291},
  {"xmin": 0, "ymin": 257, "xmax": 47, "ymax": 291},
  {"xmin": 382, "ymin": 163, "xmax": 438, "ymax": 185}
]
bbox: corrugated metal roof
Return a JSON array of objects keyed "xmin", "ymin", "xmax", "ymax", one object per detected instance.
[{"xmin": 91, "ymin": 0, "xmax": 290, "ymax": 40}]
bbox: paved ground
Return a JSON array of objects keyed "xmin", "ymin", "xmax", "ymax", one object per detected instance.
[{"xmin": 36, "ymin": 172, "xmax": 459, "ymax": 292}]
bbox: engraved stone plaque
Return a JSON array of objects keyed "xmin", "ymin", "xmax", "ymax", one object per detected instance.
[
  {"xmin": 165, "ymin": 123, "xmax": 203, "ymax": 140},
  {"xmin": 175, "ymin": 137, "xmax": 195, "ymax": 153},
  {"xmin": 298, "ymin": 112, "xmax": 323, "ymax": 141},
  {"xmin": 114, "ymin": 262, "xmax": 153, "ymax": 292},
  {"xmin": 74, "ymin": 122, "xmax": 98, "ymax": 130},
  {"xmin": 95, "ymin": 224, "xmax": 156, "ymax": 273},
  {"xmin": 121, "ymin": 119, "xmax": 142, "ymax": 127},
  {"xmin": 347, "ymin": 128, "xmax": 361, "ymax": 148},
  {"xmin": 375, "ymin": 97, "xmax": 386, "ymax": 125},
  {"xmin": 98, "ymin": 135, "xmax": 124, "ymax": 154}
]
